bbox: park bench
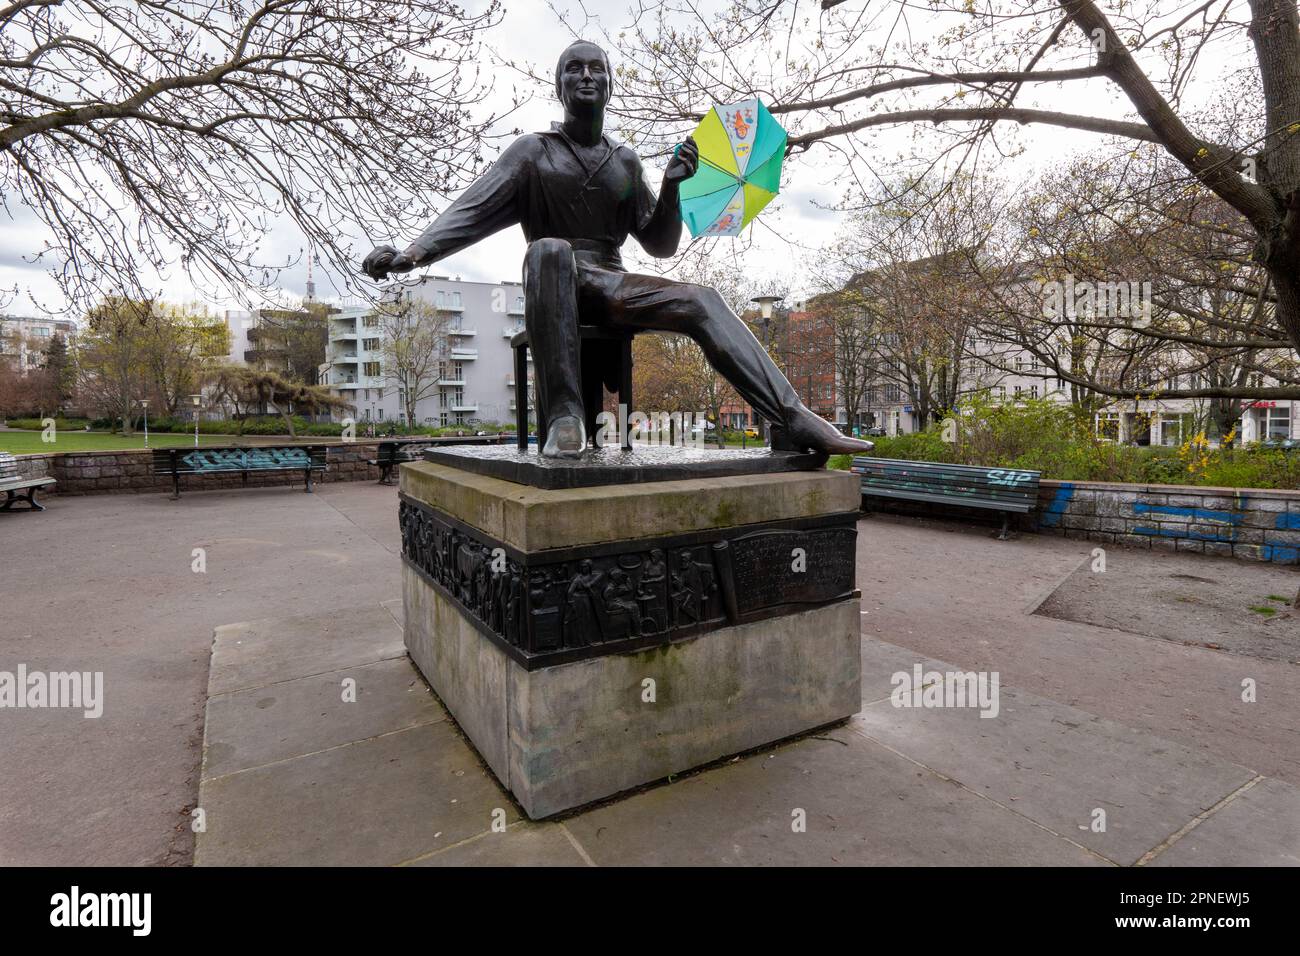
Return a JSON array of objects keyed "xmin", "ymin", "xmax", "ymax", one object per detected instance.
[
  {"xmin": 369, "ymin": 439, "xmax": 439, "ymax": 485},
  {"xmin": 850, "ymin": 456, "xmax": 1041, "ymax": 539},
  {"xmin": 367, "ymin": 434, "xmax": 515, "ymax": 484},
  {"xmin": 0, "ymin": 451, "xmax": 56, "ymax": 512},
  {"xmin": 152, "ymin": 445, "xmax": 328, "ymax": 499}
]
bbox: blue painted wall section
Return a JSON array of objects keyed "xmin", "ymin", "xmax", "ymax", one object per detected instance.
[
  {"xmin": 1131, "ymin": 502, "xmax": 1242, "ymax": 545},
  {"xmin": 1264, "ymin": 513, "xmax": 1300, "ymax": 562},
  {"xmin": 1030, "ymin": 480, "xmax": 1299, "ymax": 566},
  {"xmin": 1038, "ymin": 482, "xmax": 1075, "ymax": 528}
]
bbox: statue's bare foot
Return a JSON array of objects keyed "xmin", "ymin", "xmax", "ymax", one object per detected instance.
[
  {"xmin": 541, "ymin": 414, "xmax": 586, "ymax": 458},
  {"xmin": 780, "ymin": 412, "xmax": 875, "ymax": 455}
]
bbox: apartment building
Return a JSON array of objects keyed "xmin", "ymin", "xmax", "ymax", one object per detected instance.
[
  {"xmin": 843, "ymin": 334, "xmax": 1298, "ymax": 444},
  {"xmin": 319, "ymin": 277, "xmax": 531, "ymax": 428},
  {"xmin": 0, "ymin": 315, "xmax": 77, "ymax": 374}
]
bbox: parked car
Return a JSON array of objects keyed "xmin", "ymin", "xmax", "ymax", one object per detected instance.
[{"xmin": 864, "ymin": 426, "xmax": 886, "ymax": 437}]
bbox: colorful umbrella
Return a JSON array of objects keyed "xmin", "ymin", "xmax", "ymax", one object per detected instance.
[{"xmin": 678, "ymin": 99, "xmax": 786, "ymax": 238}]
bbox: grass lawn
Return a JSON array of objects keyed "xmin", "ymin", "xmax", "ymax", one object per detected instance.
[{"xmin": 0, "ymin": 429, "xmax": 309, "ymax": 454}]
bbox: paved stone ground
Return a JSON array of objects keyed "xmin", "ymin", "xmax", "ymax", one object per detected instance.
[
  {"xmin": 2, "ymin": 485, "xmax": 1298, "ymax": 865},
  {"xmin": 1035, "ymin": 547, "xmax": 1298, "ymax": 661}
]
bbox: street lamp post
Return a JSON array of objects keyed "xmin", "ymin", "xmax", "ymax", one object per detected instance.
[
  {"xmin": 750, "ymin": 294, "xmax": 784, "ymax": 446},
  {"xmin": 139, "ymin": 399, "xmax": 149, "ymax": 448},
  {"xmin": 190, "ymin": 394, "xmax": 202, "ymax": 448}
]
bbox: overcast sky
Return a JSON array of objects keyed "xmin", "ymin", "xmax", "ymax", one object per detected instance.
[{"xmin": 0, "ymin": 0, "xmax": 1226, "ymax": 319}]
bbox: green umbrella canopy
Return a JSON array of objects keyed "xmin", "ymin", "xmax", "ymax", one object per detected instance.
[{"xmin": 679, "ymin": 99, "xmax": 786, "ymax": 238}]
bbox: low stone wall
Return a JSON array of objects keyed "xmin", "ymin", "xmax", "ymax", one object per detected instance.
[
  {"xmin": 854, "ymin": 471, "xmax": 1300, "ymax": 565},
  {"xmin": 1034, "ymin": 479, "xmax": 1300, "ymax": 565},
  {"xmin": 11, "ymin": 443, "xmax": 387, "ymax": 495}
]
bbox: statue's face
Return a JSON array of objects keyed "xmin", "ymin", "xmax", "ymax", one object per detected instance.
[{"xmin": 556, "ymin": 42, "xmax": 611, "ymax": 117}]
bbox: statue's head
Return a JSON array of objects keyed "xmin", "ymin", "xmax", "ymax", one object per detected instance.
[{"xmin": 555, "ymin": 40, "xmax": 611, "ymax": 118}]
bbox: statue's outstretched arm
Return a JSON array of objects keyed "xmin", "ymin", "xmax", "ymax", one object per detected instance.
[{"xmin": 405, "ymin": 138, "xmax": 530, "ymax": 265}]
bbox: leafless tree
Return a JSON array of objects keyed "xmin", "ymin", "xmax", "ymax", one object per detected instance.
[
  {"xmin": 2, "ymin": 1, "xmax": 506, "ymax": 311},
  {"xmin": 969, "ymin": 147, "xmax": 1300, "ymax": 429},
  {"xmin": 604, "ymin": 0, "xmax": 1300, "ymax": 361},
  {"xmin": 818, "ymin": 174, "xmax": 997, "ymax": 426},
  {"xmin": 375, "ymin": 295, "xmax": 453, "ymax": 428}
]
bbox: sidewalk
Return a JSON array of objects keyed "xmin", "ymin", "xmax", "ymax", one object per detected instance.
[{"xmin": 3, "ymin": 485, "xmax": 1296, "ymax": 865}]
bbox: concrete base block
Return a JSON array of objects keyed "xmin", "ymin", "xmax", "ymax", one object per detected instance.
[{"xmin": 404, "ymin": 563, "xmax": 861, "ymax": 819}]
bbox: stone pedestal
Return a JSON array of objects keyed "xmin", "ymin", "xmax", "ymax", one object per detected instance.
[{"xmin": 399, "ymin": 460, "xmax": 862, "ymax": 819}]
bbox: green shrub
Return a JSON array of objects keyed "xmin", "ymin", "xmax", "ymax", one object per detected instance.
[
  {"xmin": 857, "ymin": 393, "xmax": 1299, "ymax": 489},
  {"xmin": 868, "ymin": 429, "xmax": 955, "ymax": 464},
  {"xmin": 5, "ymin": 416, "xmax": 91, "ymax": 431}
]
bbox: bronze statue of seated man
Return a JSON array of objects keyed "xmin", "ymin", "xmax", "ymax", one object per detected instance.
[{"xmin": 363, "ymin": 40, "xmax": 873, "ymax": 459}]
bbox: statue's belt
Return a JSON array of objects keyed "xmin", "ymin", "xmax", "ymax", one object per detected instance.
[{"xmin": 563, "ymin": 239, "xmax": 618, "ymax": 254}]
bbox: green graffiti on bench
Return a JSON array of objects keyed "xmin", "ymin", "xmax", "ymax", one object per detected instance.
[{"xmin": 180, "ymin": 447, "xmax": 313, "ymax": 472}]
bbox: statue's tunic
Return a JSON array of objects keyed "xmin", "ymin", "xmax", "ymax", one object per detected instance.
[{"xmin": 408, "ymin": 123, "xmax": 666, "ymax": 273}]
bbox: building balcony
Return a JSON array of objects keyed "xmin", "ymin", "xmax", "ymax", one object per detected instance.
[
  {"xmin": 502, "ymin": 324, "xmax": 525, "ymax": 338},
  {"xmin": 450, "ymin": 348, "xmax": 477, "ymax": 360},
  {"xmin": 437, "ymin": 378, "xmax": 465, "ymax": 387},
  {"xmin": 450, "ymin": 403, "xmax": 478, "ymax": 413},
  {"xmin": 448, "ymin": 327, "xmax": 476, "ymax": 337}
]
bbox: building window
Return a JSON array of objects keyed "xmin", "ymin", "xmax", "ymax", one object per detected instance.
[
  {"xmin": 1266, "ymin": 406, "xmax": 1292, "ymax": 440},
  {"xmin": 363, "ymin": 314, "xmax": 379, "ymax": 327},
  {"xmin": 363, "ymin": 361, "xmax": 380, "ymax": 377},
  {"xmin": 452, "ymin": 292, "xmax": 462, "ymax": 308},
  {"xmin": 362, "ymin": 338, "xmax": 380, "ymax": 352}
]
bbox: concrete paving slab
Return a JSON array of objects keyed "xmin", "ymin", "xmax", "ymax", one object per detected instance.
[
  {"xmin": 381, "ymin": 596, "xmax": 404, "ymax": 628},
  {"xmin": 1147, "ymin": 777, "xmax": 1300, "ymax": 866},
  {"xmin": 858, "ymin": 516, "xmax": 1300, "ymax": 789},
  {"xmin": 195, "ymin": 720, "xmax": 519, "ymax": 866},
  {"xmin": 860, "ymin": 636, "xmax": 950, "ymax": 705},
  {"xmin": 853, "ymin": 682, "xmax": 1257, "ymax": 866},
  {"xmin": 562, "ymin": 727, "xmax": 1106, "ymax": 866},
  {"xmin": 1036, "ymin": 548, "xmax": 1300, "ymax": 662},
  {"xmin": 0, "ymin": 485, "xmax": 406, "ymax": 865},
  {"xmin": 405, "ymin": 822, "xmax": 589, "ymax": 867},
  {"xmin": 208, "ymin": 603, "xmax": 406, "ymax": 696},
  {"xmin": 202, "ymin": 657, "xmax": 446, "ymax": 778}
]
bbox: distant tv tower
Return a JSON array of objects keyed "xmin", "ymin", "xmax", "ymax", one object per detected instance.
[{"xmin": 305, "ymin": 245, "xmax": 316, "ymax": 303}]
